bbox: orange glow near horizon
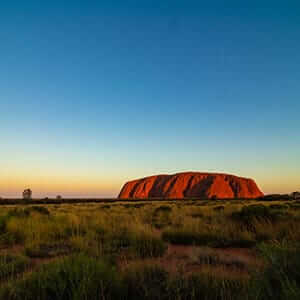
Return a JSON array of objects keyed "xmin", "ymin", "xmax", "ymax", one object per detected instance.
[
  {"xmin": 0, "ymin": 171, "xmax": 299, "ymax": 198},
  {"xmin": 0, "ymin": 173, "xmax": 122, "ymax": 198}
]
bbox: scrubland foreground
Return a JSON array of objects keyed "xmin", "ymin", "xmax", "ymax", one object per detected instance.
[{"xmin": 0, "ymin": 200, "xmax": 300, "ymax": 299}]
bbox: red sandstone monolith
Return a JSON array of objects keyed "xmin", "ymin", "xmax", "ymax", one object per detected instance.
[{"xmin": 118, "ymin": 172, "xmax": 264, "ymax": 199}]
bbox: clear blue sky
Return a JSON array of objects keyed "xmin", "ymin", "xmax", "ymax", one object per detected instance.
[{"xmin": 1, "ymin": 1, "xmax": 299, "ymax": 197}]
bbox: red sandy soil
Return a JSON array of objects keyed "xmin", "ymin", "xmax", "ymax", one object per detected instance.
[{"xmin": 119, "ymin": 244, "xmax": 263, "ymax": 278}]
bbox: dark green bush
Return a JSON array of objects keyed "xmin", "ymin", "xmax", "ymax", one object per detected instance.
[
  {"xmin": 213, "ymin": 206, "xmax": 225, "ymax": 212},
  {"xmin": 0, "ymin": 215, "xmax": 8, "ymax": 234},
  {"xmin": 123, "ymin": 265, "xmax": 168, "ymax": 300},
  {"xmin": 25, "ymin": 243, "xmax": 71, "ymax": 258},
  {"xmin": 122, "ymin": 203, "xmax": 145, "ymax": 209},
  {"xmin": 190, "ymin": 212, "xmax": 204, "ymax": 218},
  {"xmin": 231, "ymin": 204, "xmax": 289, "ymax": 226},
  {"xmin": 162, "ymin": 229, "xmax": 218, "ymax": 246},
  {"xmin": 251, "ymin": 244, "xmax": 300, "ymax": 300},
  {"xmin": 0, "ymin": 254, "xmax": 122, "ymax": 300},
  {"xmin": 132, "ymin": 234, "xmax": 167, "ymax": 258},
  {"xmin": 101, "ymin": 205, "xmax": 111, "ymax": 209},
  {"xmin": 26, "ymin": 206, "xmax": 50, "ymax": 215},
  {"xmin": 152, "ymin": 206, "xmax": 172, "ymax": 229},
  {"xmin": 269, "ymin": 204, "xmax": 288, "ymax": 210},
  {"xmin": 154, "ymin": 206, "xmax": 172, "ymax": 214},
  {"xmin": 7, "ymin": 208, "xmax": 30, "ymax": 218},
  {"xmin": 0, "ymin": 254, "xmax": 30, "ymax": 281},
  {"xmin": 288, "ymin": 204, "xmax": 300, "ymax": 210},
  {"xmin": 0, "ymin": 232, "xmax": 22, "ymax": 247},
  {"xmin": 107, "ymin": 228, "xmax": 167, "ymax": 258},
  {"xmin": 169, "ymin": 274, "xmax": 248, "ymax": 300},
  {"xmin": 162, "ymin": 228, "xmax": 255, "ymax": 248}
]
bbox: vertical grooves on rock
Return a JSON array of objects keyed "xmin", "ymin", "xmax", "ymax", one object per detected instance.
[
  {"xmin": 165, "ymin": 176, "xmax": 179, "ymax": 197},
  {"xmin": 118, "ymin": 172, "xmax": 264, "ymax": 199},
  {"xmin": 183, "ymin": 175, "xmax": 195, "ymax": 197},
  {"xmin": 129, "ymin": 182, "xmax": 141, "ymax": 198}
]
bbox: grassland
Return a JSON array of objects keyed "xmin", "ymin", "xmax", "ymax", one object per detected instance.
[{"xmin": 0, "ymin": 199, "xmax": 299, "ymax": 299}]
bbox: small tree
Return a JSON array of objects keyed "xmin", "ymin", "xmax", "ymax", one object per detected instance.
[
  {"xmin": 291, "ymin": 191, "xmax": 300, "ymax": 200},
  {"xmin": 23, "ymin": 189, "xmax": 32, "ymax": 200},
  {"xmin": 56, "ymin": 195, "xmax": 62, "ymax": 200}
]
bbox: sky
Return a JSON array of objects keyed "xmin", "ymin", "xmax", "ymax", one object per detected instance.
[{"xmin": 0, "ymin": 1, "xmax": 299, "ymax": 197}]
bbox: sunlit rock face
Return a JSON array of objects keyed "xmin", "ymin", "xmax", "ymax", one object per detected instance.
[{"xmin": 118, "ymin": 172, "xmax": 264, "ymax": 199}]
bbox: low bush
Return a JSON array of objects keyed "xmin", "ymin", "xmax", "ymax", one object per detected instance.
[
  {"xmin": 26, "ymin": 206, "xmax": 50, "ymax": 215},
  {"xmin": 7, "ymin": 208, "xmax": 30, "ymax": 218},
  {"xmin": 269, "ymin": 204, "xmax": 288, "ymax": 210},
  {"xmin": 104, "ymin": 228, "xmax": 167, "ymax": 258},
  {"xmin": 101, "ymin": 205, "xmax": 111, "ymax": 209},
  {"xmin": 123, "ymin": 264, "xmax": 168, "ymax": 300},
  {"xmin": 131, "ymin": 233, "xmax": 167, "ymax": 258},
  {"xmin": 0, "ymin": 215, "xmax": 8, "ymax": 234},
  {"xmin": 169, "ymin": 274, "xmax": 249, "ymax": 300},
  {"xmin": 0, "ymin": 254, "xmax": 30, "ymax": 281},
  {"xmin": 251, "ymin": 243, "xmax": 300, "ymax": 300},
  {"xmin": 213, "ymin": 206, "xmax": 225, "ymax": 212},
  {"xmin": 0, "ymin": 254, "xmax": 122, "ymax": 300},
  {"xmin": 189, "ymin": 212, "xmax": 204, "ymax": 218},
  {"xmin": 196, "ymin": 248, "xmax": 247, "ymax": 270},
  {"xmin": 162, "ymin": 228, "xmax": 218, "ymax": 246},
  {"xmin": 152, "ymin": 206, "xmax": 172, "ymax": 229},
  {"xmin": 25, "ymin": 242, "xmax": 71, "ymax": 258},
  {"xmin": 162, "ymin": 226, "xmax": 255, "ymax": 248},
  {"xmin": 231, "ymin": 204, "xmax": 289, "ymax": 226},
  {"xmin": 154, "ymin": 206, "xmax": 172, "ymax": 214}
]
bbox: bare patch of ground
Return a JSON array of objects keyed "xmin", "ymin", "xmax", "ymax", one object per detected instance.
[{"xmin": 119, "ymin": 244, "xmax": 263, "ymax": 278}]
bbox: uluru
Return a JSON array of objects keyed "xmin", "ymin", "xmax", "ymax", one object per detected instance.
[{"xmin": 118, "ymin": 172, "xmax": 264, "ymax": 199}]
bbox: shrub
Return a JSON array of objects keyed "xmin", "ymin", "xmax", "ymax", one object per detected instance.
[
  {"xmin": 231, "ymin": 204, "xmax": 289, "ymax": 226},
  {"xmin": 154, "ymin": 206, "xmax": 172, "ymax": 214},
  {"xmin": 162, "ymin": 228, "xmax": 218, "ymax": 246},
  {"xmin": 162, "ymin": 224, "xmax": 256, "ymax": 248},
  {"xmin": 7, "ymin": 208, "xmax": 30, "ymax": 218},
  {"xmin": 269, "ymin": 204, "xmax": 288, "ymax": 210},
  {"xmin": 0, "ymin": 232, "xmax": 21, "ymax": 247},
  {"xmin": 251, "ymin": 243, "xmax": 300, "ymax": 300},
  {"xmin": 131, "ymin": 233, "xmax": 167, "ymax": 258},
  {"xmin": 0, "ymin": 254, "xmax": 30, "ymax": 281},
  {"xmin": 0, "ymin": 215, "xmax": 8, "ymax": 234},
  {"xmin": 0, "ymin": 254, "xmax": 122, "ymax": 300},
  {"xmin": 26, "ymin": 206, "xmax": 50, "ymax": 215},
  {"xmin": 123, "ymin": 264, "xmax": 168, "ymax": 300},
  {"xmin": 169, "ymin": 274, "xmax": 249, "ymax": 300},
  {"xmin": 152, "ymin": 206, "xmax": 172, "ymax": 229},
  {"xmin": 25, "ymin": 242, "xmax": 71, "ymax": 258},
  {"xmin": 213, "ymin": 205, "xmax": 225, "ymax": 212},
  {"xmin": 101, "ymin": 205, "xmax": 111, "ymax": 209},
  {"xmin": 190, "ymin": 212, "xmax": 204, "ymax": 218},
  {"xmin": 104, "ymin": 228, "xmax": 167, "ymax": 258}
]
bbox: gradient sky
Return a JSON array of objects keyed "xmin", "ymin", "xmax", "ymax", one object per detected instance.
[{"xmin": 1, "ymin": 1, "xmax": 299, "ymax": 197}]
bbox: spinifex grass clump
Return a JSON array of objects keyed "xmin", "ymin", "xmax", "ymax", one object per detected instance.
[
  {"xmin": 250, "ymin": 243, "xmax": 300, "ymax": 300},
  {"xmin": 98, "ymin": 226, "xmax": 167, "ymax": 258},
  {"xmin": 152, "ymin": 205, "xmax": 172, "ymax": 229},
  {"xmin": 162, "ymin": 220, "xmax": 256, "ymax": 248},
  {"xmin": 0, "ymin": 254, "xmax": 30, "ymax": 281},
  {"xmin": 26, "ymin": 206, "xmax": 50, "ymax": 215},
  {"xmin": 123, "ymin": 264, "xmax": 169, "ymax": 300},
  {"xmin": 123, "ymin": 263, "xmax": 250, "ymax": 300},
  {"xmin": 0, "ymin": 254, "xmax": 122, "ymax": 300},
  {"xmin": 168, "ymin": 273, "xmax": 249, "ymax": 300},
  {"xmin": 131, "ymin": 232, "xmax": 167, "ymax": 258},
  {"xmin": 231, "ymin": 204, "xmax": 289, "ymax": 226},
  {"xmin": 25, "ymin": 242, "xmax": 72, "ymax": 258}
]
